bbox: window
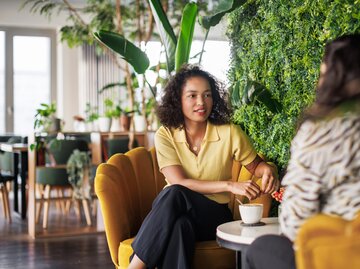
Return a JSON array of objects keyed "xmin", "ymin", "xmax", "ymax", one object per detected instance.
[
  {"xmin": 0, "ymin": 31, "xmax": 4, "ymax": 133},
  {"xmin": 0, "ymin": 27, "xmax": 56, "ymax": 135}
]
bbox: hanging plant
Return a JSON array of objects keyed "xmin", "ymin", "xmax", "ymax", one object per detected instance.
[{"xmin": 66, "ymin": 150, "xmax": 91, "ymax": 200}]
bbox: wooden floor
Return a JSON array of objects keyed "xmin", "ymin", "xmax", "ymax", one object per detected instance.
[{"xmin": 0, "ymin": 197, "xmax": 114, "ymax": 269}]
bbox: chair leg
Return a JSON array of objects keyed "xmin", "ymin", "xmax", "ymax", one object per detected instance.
[
  {"xmin": 82, "ymin": 199, "xmax": 92, "ymax": 226},
  {"xmin": 36, "ymin": 184, "xmax": 44, "ymax": 224},
  {"xmin": 1, "ymin": 183, "xmax": 11, "ymax": 222},
  {"xmin": 75, "ymin": 200, "xmax": 81, "ymax": 220},
  {"xmin": 1, "ymin": 186, "xmax": 6, "ymax": 218},
  {"xmin": 42, "ymin": 185, "xmax": 51, "ymax": 229},
  {"xmin": 91, "ymin": 197, "xmax": 97, "ymax": 217},
  {"xmin": 57, "ymin": 188, "xmax": 67, "ymax": 215}
]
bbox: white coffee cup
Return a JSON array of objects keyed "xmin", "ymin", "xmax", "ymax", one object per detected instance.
[{"xmin": 239, "ymin": 203, "xmax": 263, "ymax": 224}]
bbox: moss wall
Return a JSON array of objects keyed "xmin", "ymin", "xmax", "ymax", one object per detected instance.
[{"xmin": 227, "ymin": 0, "xmax": 360, "ymax": 172}]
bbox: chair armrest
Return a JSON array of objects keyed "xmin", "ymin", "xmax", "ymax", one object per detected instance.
[{"xmin": 95, "ymin": 159, "xmax": 141, "ymax": 266}]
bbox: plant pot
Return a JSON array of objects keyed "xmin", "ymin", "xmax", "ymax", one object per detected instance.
[
  {"xmin": 73, "ymin": 120, "xmax": 86, "ymax": 132},
  {"xmin": 44, "ymin": 117, "xmax": 62, "ymax": 132},
  {"xmin": 120, "ymin": 115, "xmax": 131, "ymax": 131},
  {"xmin": 98, "ymin": 117, "xmax": 112, "ymax": 132},
  {"xmin": 134, "ymin": 115, "xmax": 147, "ymax": 132},
  {"xmin": 110, "ymin": 117, "xmax": 122, "ymax": 132}
]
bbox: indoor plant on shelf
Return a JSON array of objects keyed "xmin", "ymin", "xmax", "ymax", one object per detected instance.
[
  {"xmin": 34, "ymin": 102, "xmax": 61, "ymax": 133},
  {"xmin": 84, "ymin": 103, "xmax": 99, "ymax": 132},
  {"xmin": 98, "ymin": 98, "xmax": 113, "ymax": 132}
]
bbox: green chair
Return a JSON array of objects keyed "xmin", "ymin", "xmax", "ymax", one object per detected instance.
[
  {"xmin": 105, "ymin": 137, "xmax": 138, "ymax": 160},
  {"xmin": 36, "ymin": 139, "xmax": 91, "ymax": 229},
  {"xmin": 0, "ymin": 136, "xmax": 23, "ymax": 222},
  {"xmin": 0, "ymin": 136, "xmax": 22, "ymax": 179}
]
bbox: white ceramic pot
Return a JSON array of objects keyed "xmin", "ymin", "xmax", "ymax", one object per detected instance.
[
  {"xmin": 98, "ymin": 117, "xmax": 112, "ymax": 132},
  {"xmin": 110, "ymin": 117, "xmax": 122, "ymax": 132},
  {"xmin": 133, "ymin": 115, "xmax": 147, "ymax": 132}
]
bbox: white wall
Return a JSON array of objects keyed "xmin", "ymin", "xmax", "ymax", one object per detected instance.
[{"xmin": 0, "ymin": 0, "xmax": 81, "ymax": 131}]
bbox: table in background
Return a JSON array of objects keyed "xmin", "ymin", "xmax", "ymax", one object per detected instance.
[
  {"xmin": 216, "ymin": 217, "xmax": 280, "ymax": 269},
  {"xmin": 0, "ymin": 143, "xmax": 28, "ymax": 219}
]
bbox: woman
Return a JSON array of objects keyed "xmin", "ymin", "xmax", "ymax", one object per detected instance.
[
  {"xmin": 128, "ymin": 64, "xmax": 279, "ymax": 269},
  {"xmin": 246, "ymin": 34, "xmax": 360, "ymax": 269}
]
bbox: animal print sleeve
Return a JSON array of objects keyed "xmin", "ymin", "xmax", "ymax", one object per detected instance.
[{"xmin": 279, "ymin": 120, "xmax": 323, "ymax": 241}]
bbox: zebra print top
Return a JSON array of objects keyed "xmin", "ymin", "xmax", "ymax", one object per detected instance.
[{"xmin": 279, "ymin": 104, "xmax": 360, "ymax": 241}]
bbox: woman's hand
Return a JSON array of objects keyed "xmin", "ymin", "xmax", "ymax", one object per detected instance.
[
  {"xmin": 258, "ymin": 164, "xmax": 280, "ymax": 194},
  {"xmin": 245, "ymin": 155, "xmax": 280, "ymax": 194},
  {"xmin": 230, "ymin": 181, "xmax": 261, "ymax": 200}
]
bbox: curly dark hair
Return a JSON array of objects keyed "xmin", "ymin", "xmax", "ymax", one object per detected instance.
[
  {"xmin": 156, "ymin": 64, "xmax": 232, "ymax": 129},
  {"xmin": 304, "ymin": 34, "xmax": 360, "ymax": 121}
]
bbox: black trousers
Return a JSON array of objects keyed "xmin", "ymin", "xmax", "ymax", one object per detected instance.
[
  {"xmin": 245, "ymin": 235, "xmax": 296, "ymax": 269},
  {"xmin": 131, "ymin": 184, "xmax": 233, "ymax": 269}
]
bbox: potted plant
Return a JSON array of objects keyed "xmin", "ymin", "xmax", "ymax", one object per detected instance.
[
  {"xmin": 98, "ymin": 98, "xmax": 113, "ymax": 132},
  {"xmin": 34, "ymin": 103, "xmax": 61, "ymax": 133},
  {"xmin": 66, "ymin": 149, "xmax": 91, "ymax": 200},
  {"xmin": 111, "ymin": 103, "xmax": 135, "ymax": 132},
  {"xmin": 110, "ymin": 103, "xmax": 122, "ymax": 132},
  {"xmin": 84, "ymin": 103, "xmax": 99, "ymax": 131}
]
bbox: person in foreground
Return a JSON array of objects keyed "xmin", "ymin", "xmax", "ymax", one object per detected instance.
[
  {"xmin": 128, "ymin": 64, "xmax": 279, "ymax": 269},
  {"xmin": 246, "ymin": 34, "xmax": 360, "ymax": 269}
]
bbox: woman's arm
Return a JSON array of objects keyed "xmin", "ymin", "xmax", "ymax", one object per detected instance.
[
  {"xmin": 161, "ymin": 165, "xmax": 261, "ymax": 200},
  {"xmin": 245, "ymin": 155, "xmax": 280, "ymax": 194}
]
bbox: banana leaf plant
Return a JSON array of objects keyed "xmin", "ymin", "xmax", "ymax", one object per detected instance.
[
  {"xmin": 94, "ymin": 31, "xmax": 150, "ymax": 74},
  {"xmin": 197, "ymin": 0, "xmax": 246, "ymax": 64}
]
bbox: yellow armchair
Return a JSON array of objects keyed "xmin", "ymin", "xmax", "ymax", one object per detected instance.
[
  {"xmin": 95, "ymin": 147, "xmax": 274, "ymax": 269},
  {"xmin": 295, "ymin": 213, "xmax": 360, "ymax": 269}
]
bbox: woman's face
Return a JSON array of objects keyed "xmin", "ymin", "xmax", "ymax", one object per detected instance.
[{"xmin": 181, "ymin": 76, "xmax": 213, "ymax": 126}]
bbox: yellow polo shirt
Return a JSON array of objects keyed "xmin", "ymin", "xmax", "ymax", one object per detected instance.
[{"xmin": 154, "ymin": 122, "xmax": 257, "ymax": 204}]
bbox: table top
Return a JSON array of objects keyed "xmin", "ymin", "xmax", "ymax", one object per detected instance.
[
  {"xmin": 0, "ymin": 143, "xmax": 28, "ymax": 152},
  {"xmin": 216, "ymin": 217, "xmax": 280, "ymax": 245}
]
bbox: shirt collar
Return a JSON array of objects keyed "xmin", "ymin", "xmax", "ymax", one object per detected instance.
[{"xmin": 173, "ymin": 122, "xmax": 220, "ymax": 143}]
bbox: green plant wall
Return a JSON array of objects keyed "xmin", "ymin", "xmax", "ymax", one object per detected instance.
[{"xmin": 227, "ymin": 0, "xmax": 360, "ymax": 172}]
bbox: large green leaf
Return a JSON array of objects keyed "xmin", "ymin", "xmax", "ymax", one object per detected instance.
[
  {"xmin": 231, "ymin": 81, "xmax": 241, "ymax": 107},
  {"xmin": 149, "ymin": 0, "xmax": 177, "ymax": 73},
  {"xmin": 199, "ymin": 0, "xmax": 246, "ymax": 29},
  {"xmin": 98, "ymin": 82, "xmax": 127, "ymax": 93},
  {"xmin": 243, "ymin": 81, "xmax": 283, "ymax": 113},
  {"xmin": 94, "ymin": 30, "xmax": 149, "ymax": 74},
  {"xmin": 175, "ymin": 3, "xmax": 198, "ymax": 71}
]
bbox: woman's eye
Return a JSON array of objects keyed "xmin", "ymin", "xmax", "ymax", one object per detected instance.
[
  {"xmin": 188, "ymin": 95, "xmax": 196, "ymax": 98},
  {"xmin": 204, "ymin": 93, "xmax": 212, "ymax": 98}
]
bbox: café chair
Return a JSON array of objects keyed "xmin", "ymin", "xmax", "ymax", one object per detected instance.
[
  {"xmin": 104, "ymin": 137, "xmax": 138, "ymax": 160},
  {"xmin": 36, "ymin": 139, "xmax": 91, "ymax": 229},
  {"xmin": 295, "ymin": 212, "xmax": 360, "ymax": 269},
  {"xmin": 95, "ymin": 147, "xmax": 275, "ymax": 269},
  {"xmin": 0, "ymin": 136, "xmax": 22, "ymax": 181}
]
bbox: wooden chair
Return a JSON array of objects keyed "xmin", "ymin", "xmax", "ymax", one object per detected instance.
[
  {"xmin": 295, "ymin": 213, "xmax": 360, "ymax": 269},
  {"xmin": 95, "ymin": 147, "xmax": 275, "ymax": 269},
  {"xmin": 36, "ymin": 139, "xmax": 92, "ymax": 229}
]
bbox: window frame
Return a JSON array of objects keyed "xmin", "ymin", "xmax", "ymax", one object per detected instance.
[{"xmin": 0, "ymin": 26, "xmax": 56, "ymax": 133}]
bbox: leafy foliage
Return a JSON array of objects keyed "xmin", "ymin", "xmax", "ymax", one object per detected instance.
[
  {"xmin": 94, "ymin": 30, "xmax": 150, "ymax": 74},
  {"xmin": 34, "ymin": 103, "xmax": 57, "ymax": 131},
  {"xmin": 227, "ymin": 0, "xmax": 360, "ymax": 171},
  {"xmin": 66, "ymin": 149, "xmax": 91, "ymax": 199}
]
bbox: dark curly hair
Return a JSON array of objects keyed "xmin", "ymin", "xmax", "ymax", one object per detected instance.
[
  {"xmin": 304, "ymin": 34, "xmax": 360, "ymax": 121},
  {"xmin": 156, "ymin": 64, "xmax": 233, "ymax": 129}
]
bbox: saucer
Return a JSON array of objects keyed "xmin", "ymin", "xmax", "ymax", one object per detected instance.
[{"xmin": 240, "ymin": 221, "xmax": 266, "ymax": 227}]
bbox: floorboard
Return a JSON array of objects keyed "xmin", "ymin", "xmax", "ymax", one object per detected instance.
[{"xmin": 0, "ymin": 196, "xmax": 114, "ymax": 269}]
